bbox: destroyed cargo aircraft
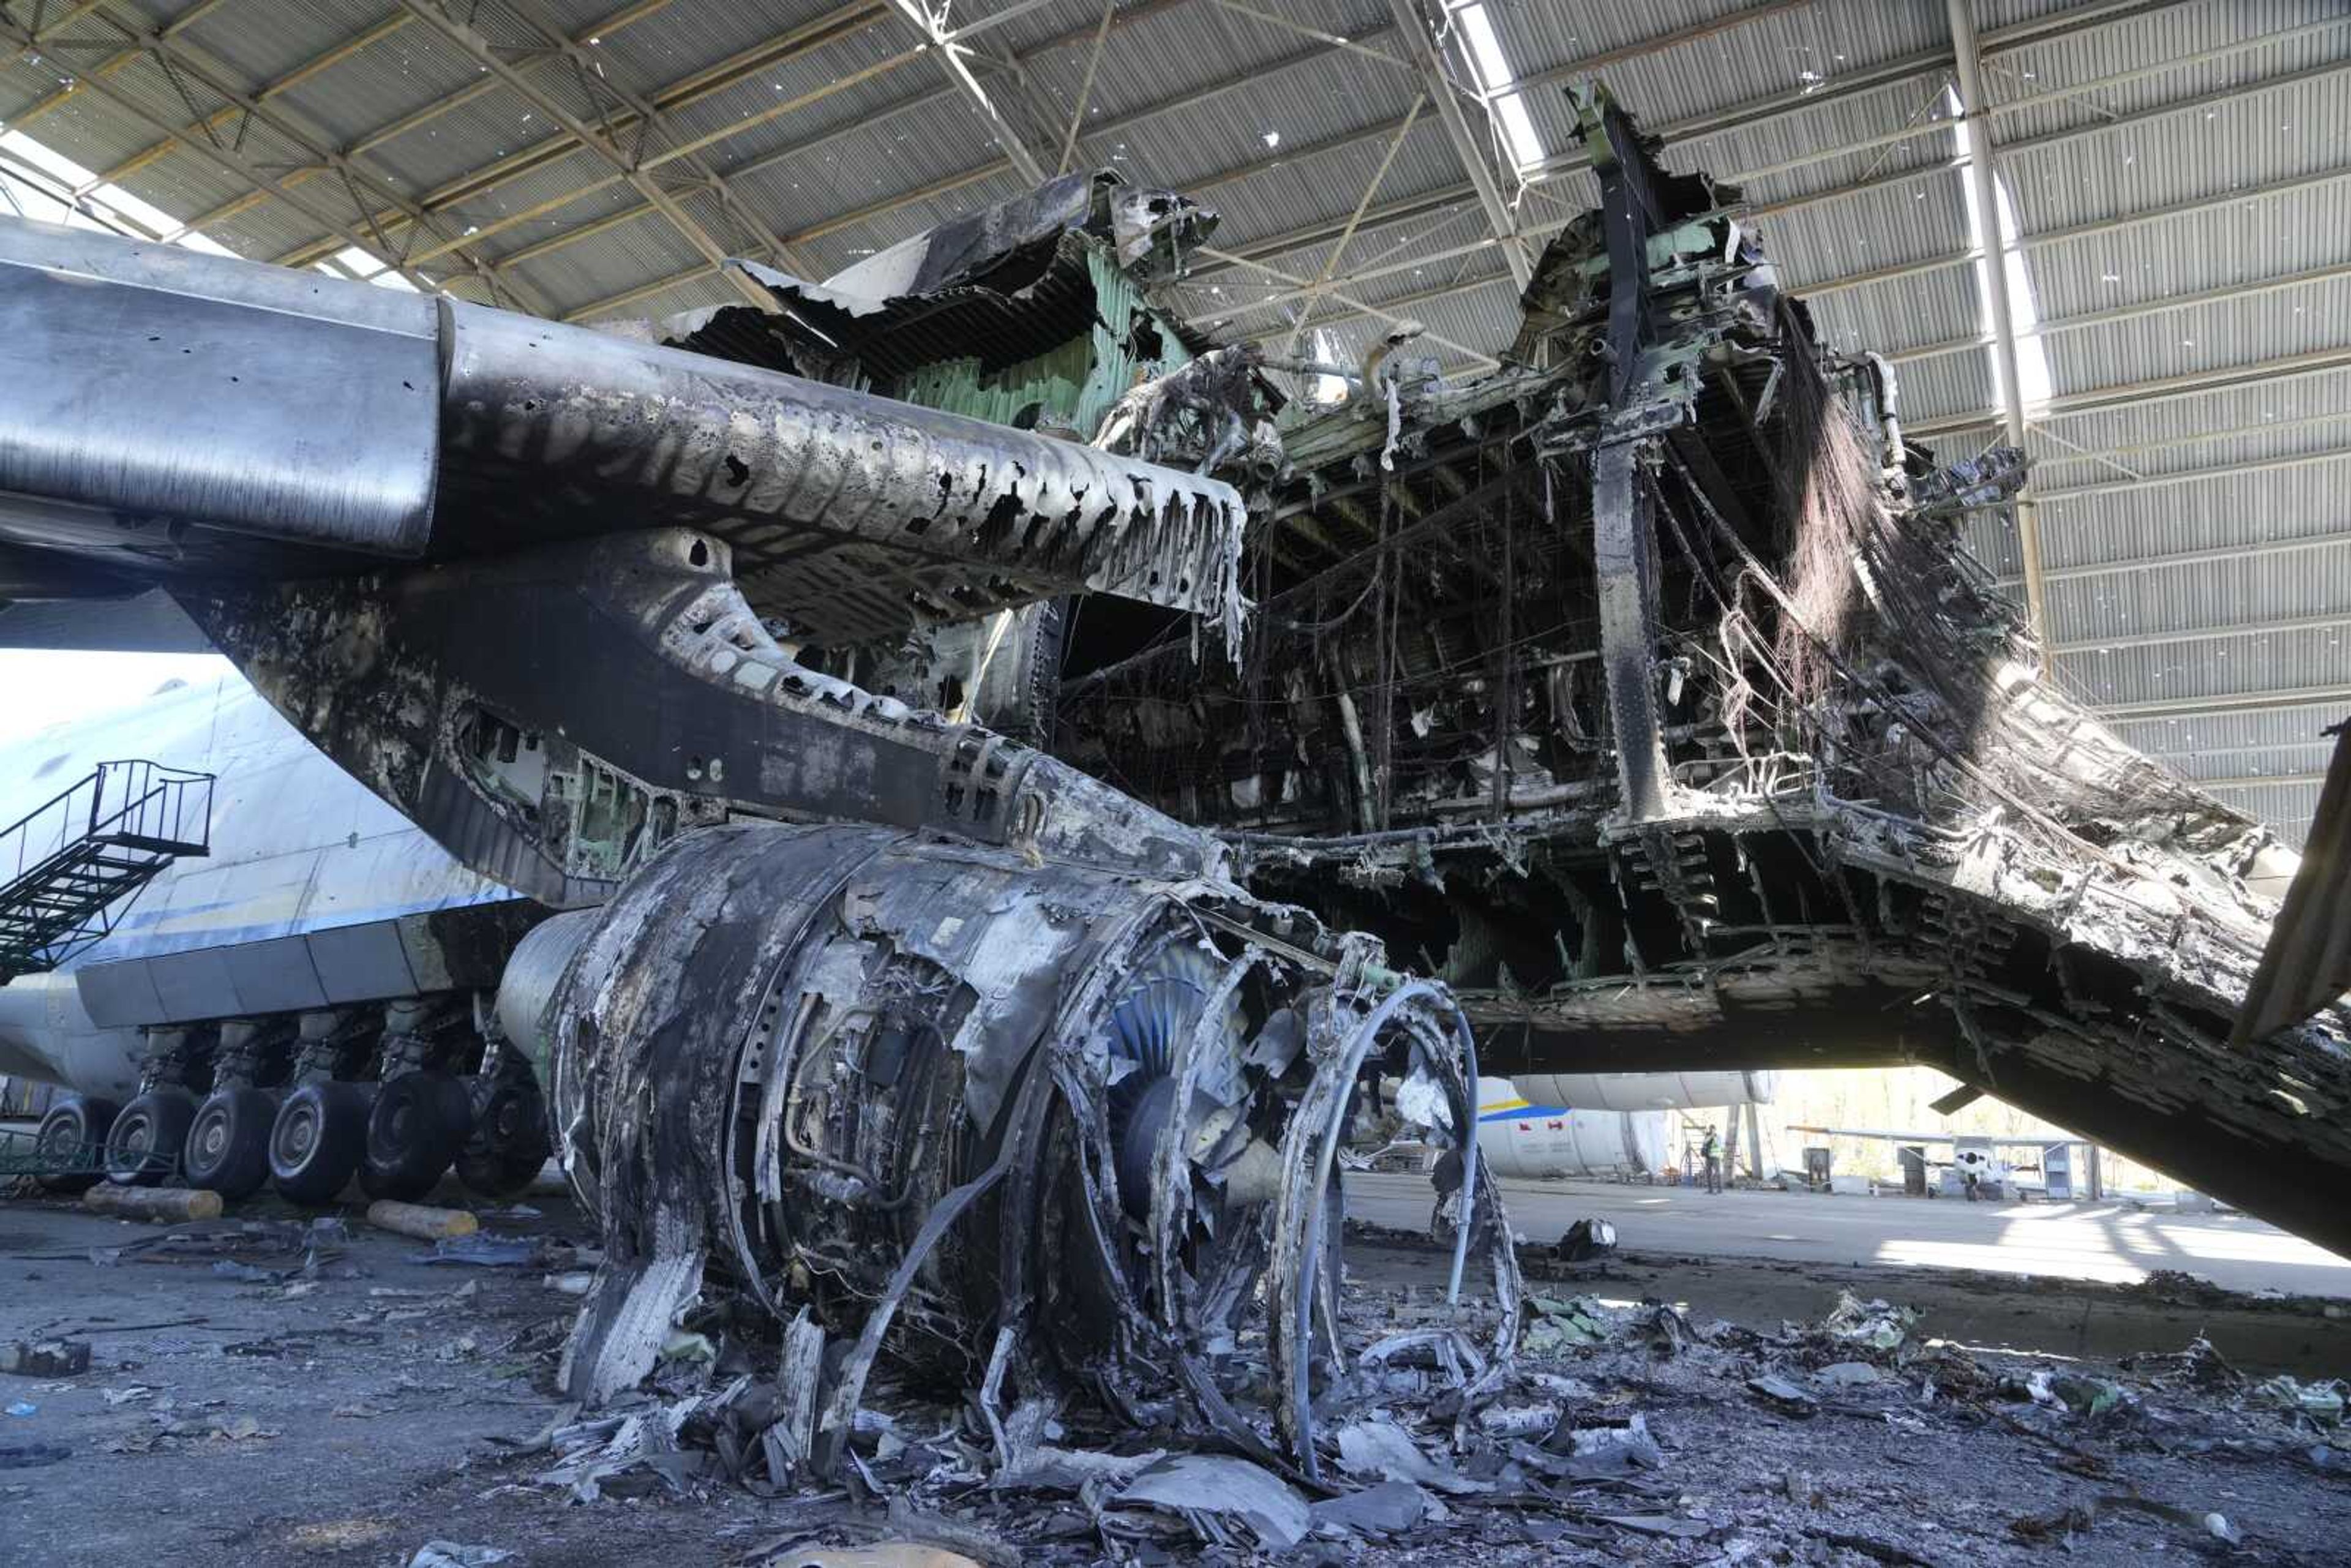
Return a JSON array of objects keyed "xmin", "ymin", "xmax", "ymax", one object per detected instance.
[{"xmin": 0, "ymin": 86, "xmax": 2342, "ymax": 1471}]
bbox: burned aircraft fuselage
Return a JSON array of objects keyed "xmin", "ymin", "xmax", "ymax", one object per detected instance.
[{"xmin": 1048, "ymin": 91, "xmax": 2350, "ymax": 1253}]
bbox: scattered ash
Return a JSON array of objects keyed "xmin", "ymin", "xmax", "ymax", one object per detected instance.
[{"xmin": 467, "ymin": 1242, "xmax": 2349, "ymax": 1566}]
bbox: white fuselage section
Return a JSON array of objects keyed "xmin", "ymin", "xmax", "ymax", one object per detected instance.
[
  {"xmin": 0, "ymin": 661, "xmax": 507, "ymax": 1096},
  {"xmin": 1475, "ymin": 1073, "xmax": 1778, "ymax": 1179}
]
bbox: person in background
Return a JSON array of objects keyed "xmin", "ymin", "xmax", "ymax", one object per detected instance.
[{"xmin": 1701, "ymin": 1125, "xmax": 1723, "ymax": 1194}]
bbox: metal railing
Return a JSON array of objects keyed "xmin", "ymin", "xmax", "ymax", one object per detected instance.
[{"xmin": 1, "ymin": 759, "xmax": 214, "ymax": 888}]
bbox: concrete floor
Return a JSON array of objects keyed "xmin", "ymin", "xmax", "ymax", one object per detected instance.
[
  {"xmin": 1346, "ymin": 1172, "xmax": 2351, "ymax": 1298},
  {"xmin": 4, "ymin": 1185, "xmax": 2347, "ymax": 1566}
]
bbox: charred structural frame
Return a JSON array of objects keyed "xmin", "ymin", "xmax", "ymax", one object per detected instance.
[
  {"xmin": 0, "ymin": 89, "xmax": 2345, "ymax": 1474},
  {"xmin": 1056, "ymin": 90, "xmax": 2350, "ymax": 1253}
]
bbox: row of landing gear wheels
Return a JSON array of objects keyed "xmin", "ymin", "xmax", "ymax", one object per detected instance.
[{"xmin": 33, "ymin": 1073, "xmax": 544, "ymax": 1205}]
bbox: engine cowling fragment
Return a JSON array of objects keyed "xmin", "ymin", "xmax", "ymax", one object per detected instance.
[{"xmin": 507, "ymin": 822, "xmax": 1514, "ymax": 1476}]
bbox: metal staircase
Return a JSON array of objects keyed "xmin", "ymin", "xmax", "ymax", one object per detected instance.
[{"xmin": 0, "ymin": 760, "xmax": 214, "ymax": 983}]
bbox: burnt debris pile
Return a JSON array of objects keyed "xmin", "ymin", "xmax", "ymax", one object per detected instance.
[{"xmin": 508, "ymin": 1243, "xmax": 2347, "ymax": 1564}]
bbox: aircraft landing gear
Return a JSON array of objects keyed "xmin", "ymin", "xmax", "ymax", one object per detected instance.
[
  {"xmin": 182, "ymin": 1087, "xmax": 278, "ymax": 1199},
  {"xmin": 269, "ymin": 1081, "xmax": 370, "ymax": 1203},
  {"xmin": 455, "ymin": 1075, "xmax": 549, "ymax": 1199},
  {"xmin": 359, "ymin": 1071, "xmax": 473, "ymax": 1201},
  {"xmin": 103, "ymin": 1089, "xmax": 198, "ymax": 1186},
  {"xmin": 29, "ymin": 1095, "xmax": 117, "ymax": 1193}
]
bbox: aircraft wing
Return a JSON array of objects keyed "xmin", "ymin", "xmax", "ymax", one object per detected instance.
[
  {"xmin": 0, "ymin": 214, "xmax": 1245, "ymax": 651},
  {"xmin": 1787, "ymin": 1125, "xmax": 2082, "ymax": 1148}
]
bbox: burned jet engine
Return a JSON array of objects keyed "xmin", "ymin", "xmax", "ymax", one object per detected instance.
[{"xmin": 497, "ymin": 822, "xmax": 1512, "ymax": 1476}]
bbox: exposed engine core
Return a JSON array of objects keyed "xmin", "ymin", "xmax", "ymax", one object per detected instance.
[{"xmin": 502, "ymin": 822, "xmax": 1516, "ymax": 1478}]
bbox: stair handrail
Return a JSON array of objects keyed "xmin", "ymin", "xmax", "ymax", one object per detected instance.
[
  {"xmin": 87, "ymin": 759, "xmax": 214, "ymax": 854},
  {"xmin": 2, "ymin": 760, "xmax": 216, "ymax": 895},
  {"xmin": 2, "ymin": 768, "xmax": 101, "ymax": 891}
]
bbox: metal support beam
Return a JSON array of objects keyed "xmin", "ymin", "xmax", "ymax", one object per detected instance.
[
  {"xmin": 1199, "ymin": 246, "xmax": 1499, "ymax": 369},
  {"xmin": 1238, "ymin": 271, "xmax": 1518, "ymax": 359},
  {"xmin": 2037, "ymin": 446, "xmax": 2351, "ymax": 505},
  {"xmin": 276, "ymin": 2, "xmax": 893, "ymax": 271},
  {"xmin": 324, "ymin": 0, "xmax": 1193, "ymax": 284},
  {"xmin": 1498, "ymin": 0, "xmax": 1810, "ymax": 100},
  {"xmin": 1730, "ymin": 13, "xmax": 2347, "ymax": 191},
  {"xmin": 1947, "ymin": 0, "xmax": 2046, "ymax": 643},
  {"xmin": 393, "ymin": 0, "xmax": 776, "ymax": 311},
  {"xmin": 1385, "ymin": 0, "xmax": 1532, "ymax": 289},
  {"xmin": 84, "ymin": 11, "xmax": 415, "ymax": 190},
  {"xmin": 942, "ymin": 0, "xmax": 1064, "ymax": 43},
  {"xmin": 0, "ymin": 0, "xmax": 224, "ymax": 133},
  {"xmin": 1889, "ymin": 260, "xmax": 2351, "ymax": 369},
  {"xmin": 1796, "ymin": 163, "xmax": 2351, "ymax": 302},
  {"xmin": 497, "ymin": 0, "xmax": 819, "ymax": 277},
  {"xmin": 1281, "ymin": 95, "xmax": 1425, "ymax": 356},
  {"xmin": 1210, "ymin": 0, "xmax": 1414, "ymax": 75},
  {"xmin": 2000, "ymin": 528, "xmax": 2351, "ymax": 590},
  {"xmin": 2044, "ymin": 409, "xmax": 2351, "ymax": 472},
  {"xmin": 0, "ymin": 12, "xmax": 462, "ymax": 299},
  {"xmin": 2097, "ymin": 685, "xmax": 2351, "ymax": 722},
  {"xmin": 67, "ymin": 2, "xmax": 544, "ymax": 309},
  {"xmin": 2197, "ymin": 771, "xmax": 2330, "ymax": 791},
  {"xmin": 1741, "ymin": 52, "xmax": 2351, "ymax": 231},
  {"xmin": 2050, "ymin": 610, "xmax": 2351, "ymax": 657},
  {"xmin": 887, "ymin": 0, "xmax": 1048, "ymax": 184},
  {"xmin": 1056, "ymin": 0, "xmax": 1117, "ymax": 176}
]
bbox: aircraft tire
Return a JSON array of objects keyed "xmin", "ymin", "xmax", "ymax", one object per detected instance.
[
  {"xmin": 269, "ymin": 1081, "xmax": 369, "ymax": 1205},
  {"xmin": 182, "ymin": 1087, "xmax": 277, "ymax": 1201},
  {"xmin": 32, "ymin": 1095, "xmax": 118, "ymax": 1193},
  {"xmin": 454, "ymin": 1079, "xmax": 550, "ymax": 1199},
  {"xmin": 103, "ymin": 1089, "xmax": 197, "ymax": 1187},
  {"xmin": 359, "ymin": 1072, "xmax": 473, "ymax": 1202}
]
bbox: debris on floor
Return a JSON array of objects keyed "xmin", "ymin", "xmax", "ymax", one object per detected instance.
[
  {"xmin": 1552, "ymin": 1218, "xmax": 1617, "ymax": 1262},
  {"xmin": 0, "ymin": 1338, "xmax": 89, "ymax": 1377},
  {"xmin": 435, "ymin": 1245, "xmax": 2346, "ymax": 1565},
  {"xmin": 2, "ymin": 1188, "xmax": 2346, "ymax": 1564},
  {"xmin": 405, "ymin": 1544, "xmax": 517, "ymax": 1568}
]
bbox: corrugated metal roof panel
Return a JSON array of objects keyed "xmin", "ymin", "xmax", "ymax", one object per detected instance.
[
  {"xmin": 2038, "ymin": 272, "xmax": 2351, "ymax": 397},
  {"xmin": 2038, "ymin": 465, "xmax": 2351, "ymax": 574},
  {"xmin": 2055, "ymin": 618, "xmax": 2351, "ymax": 710},
  {"xmin": 2029, "ymin": 364, "xmax": 2351, "ymax": 476},
  {"xmin": 2047, "ymin": 539, "xmax": 2351, "ymax": 643},
  {"xmin": 2026, "ymin": 178, "xmax": 2351, "ymax": 321},
  {"xmin": 2109, "ymin": 695, "xmax": 2345, "ymax": 762},
  {"xmin": 174, "ymin": 0, "xmax": 384, "ymax": 92},
  {"xmin": 2200, "ymin": 779, "xmax": 2324, "ymax": 847}
]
